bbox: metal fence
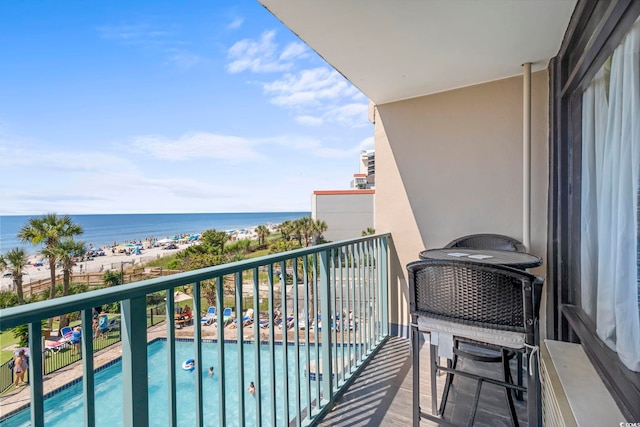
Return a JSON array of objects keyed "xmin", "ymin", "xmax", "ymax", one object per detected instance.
[
  {"xmin": 0, "ymin": 303, "xmax": 168, "ymax": 394},
  {"xmin": 0, "ymin": 235, "xmax": 389, "ymax": 427}
]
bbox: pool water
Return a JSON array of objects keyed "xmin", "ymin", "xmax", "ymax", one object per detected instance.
[{"xmin": 2, "ymin": 340, "xmax": 314, "ymax": 427}]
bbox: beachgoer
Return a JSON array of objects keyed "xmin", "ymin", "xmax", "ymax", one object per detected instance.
[
  {"xmin": 186, "ymin": 360, "xmax": 195, "ymax": 369},
  {"xmin": 248, "ymin": 382, "xmax": 255, "ymax": 395},
  {"xmin": 13, "ymin": 349, "xmax": 27, "ymax": 386},
  {"xmin": 71, "ymin": 326, "xmax": 82, "ymax": 355},
  {"xmin": 208, "ymin": 366, "xmax": 214, "ymax": 377},
  {"xmin": 183, "ymin": 305, "xmax": 192, "ymax": 318},
  {"xmin": 92, "ymin": 317, "xmax": 99, "ymax": 339}
]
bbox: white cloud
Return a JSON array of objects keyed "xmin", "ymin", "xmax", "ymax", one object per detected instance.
[
  {"xmin": 0, "ymin": 139, "xmax": 134, "ymax": 172},
  {"xmin": 312, "ymin": 136, "xmax": 374, "ymax": 159},
  {"xmin": 166, "ymin": 51, "xmax": 202, "ymax": 69},
  {"xmin": 227, "ymin": 17, "xmax": 244, "ymax": 30},
  {"xmin": 129, "ymin": 132, "xmax": 263, "ymax": 162},
  {"xmin": 227, "ymin": 30, "xmax": 295, "ymax": 74},
  {"xmin": 96, "ymin": 24, "xmax": 175, "ymax": 47},
  {"xmin": 295, "ymin": 115, "xmax": 324, "ymax": 126},
  {"xmin": 279, "ymin": 42, "xmax": 307, "ymax": 61},
  {"xmin": 323, "ymin": 103, "xmax": 370, "ymax": 128},
  {"xmin": 260, "ymin": 68, "xmax": 369, "ymax": 129},
  {"xmin": 263, "ymin": 67, "xmax": 357, "ymax": 107}
]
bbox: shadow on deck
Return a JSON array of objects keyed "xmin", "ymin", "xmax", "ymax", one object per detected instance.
[{"xmin": 317, "ymin": 337, "xmax": 529, "ymax": 427}]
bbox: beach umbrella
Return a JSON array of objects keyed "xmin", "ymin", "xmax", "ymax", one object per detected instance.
[
  {"xmin": 158, "ymin": 238, "xmax": 172, "ymax": 244},
  {"xmin": 13, "ymin": 347, "xmax": 29, "ymax": 357}
]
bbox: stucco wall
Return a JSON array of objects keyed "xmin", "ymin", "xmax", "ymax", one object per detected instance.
[
  {"xmin": 311, "ymin": 192, "xmax": 375, "ymax": 241},
  {"xmin": 374, "ymin": 71, "xmax": 549, "ymax": 336}
]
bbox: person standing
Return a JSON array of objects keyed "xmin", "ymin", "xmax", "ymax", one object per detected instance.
[{"xmin": 13, "ymin": 349, "xmax": 28, "ymax": 386}]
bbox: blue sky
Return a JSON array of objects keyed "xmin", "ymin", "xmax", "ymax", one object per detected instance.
[{"xmin": 0, "ymin": 1, "xmax": 373, "ymax": 215}]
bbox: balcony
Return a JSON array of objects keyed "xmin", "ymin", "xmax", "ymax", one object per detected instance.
[
  {"xmin": 0, "ymin": 235, "xmax": 391, "ymax": 426},
  {"xmin": 0, "ymin": 233, "xmax": 538, "ymax": 426}
]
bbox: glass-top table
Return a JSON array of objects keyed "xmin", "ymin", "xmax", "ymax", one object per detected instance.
[{"xmin": 419, "ymin": 248, "xmax": 542, "ymax": 269}]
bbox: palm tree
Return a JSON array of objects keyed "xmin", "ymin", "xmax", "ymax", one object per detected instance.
[
  {"xmin": 18, "ymin": 213, "xmax": 83, "ymax": 299},
  {"xmin": 18, "ymin": 214, "xmax": 83, "ymax": 328},
  {"xmin": 43, "ymin": 239, "xmax": 86, "ymax": 328},
  {"xmin": 2, "ymin": 248, "xmax": 29, "ymax": 305},
  {"xmin": 293, "ymin": 217, "xmax": 314, "ymax": 247},
  {"xmin": 277, "ymin": 220, "xmax": 294, "ymax": 241},
  {"xmin": 361, "ymin": 227, "xmax": 376, "ymax": 236},
  {"xmin": 312, "ymin": 219, "xmax": 328, "ymax": 245},
  {"xmin": 255, "ymin": 224, "xmax": 270, "ymax": 246},
  {"xmin": 44, "ymin": 239, "xmax": 86, "ymax": 297}
]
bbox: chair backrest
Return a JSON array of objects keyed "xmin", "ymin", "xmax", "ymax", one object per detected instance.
[
  {"xmin": 60, "ymin": 326, "xmax": 73, "ymax": 338},
  {"xmin": 223, "ymin": 307, "xmax": 232, "ymax": 316},
  {"xmin": 207, "ymin": 307, "xmax": 216, "ymax": 316},
  {"xmin": 408, "ymin": 259, "xmax": 543, "ymax": 344},
  {"xmin": 444, "ymin": 233, "xmax": 526, "ymax": 253}
]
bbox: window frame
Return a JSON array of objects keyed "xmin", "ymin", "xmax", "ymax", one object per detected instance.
[{"xmin": 548, "ymin": 0, "xmax": 640, "ymax": 421}]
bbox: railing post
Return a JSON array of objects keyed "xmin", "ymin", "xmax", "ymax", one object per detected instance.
[
  {"xmin": 319, "ymin": 249, "xmax": 333, "ymax": 406},
  {"xmin": 81, "ymin": 308, "xmax": 96, "ymax": 427},
  {"xmin": 193, "ymin": 281, "xmax": 204, "ymax": 427},
  {"xmin": 166, "ymin": 290, "xmax": 177, "ymax": 427},
  {"xmin": 28, "ymin": 321, "xmax": 44, "ymax": 427},
  {"xmin": 381, "ymin": 237, "xmax": 389, "ymax": 337},
  {"xmin": 121, "ymin": 296, "xmax": 149, "ymax": 426}
]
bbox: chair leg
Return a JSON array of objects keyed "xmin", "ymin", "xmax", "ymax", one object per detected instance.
[
  {"xmin": 439, "ymin": 340, "xmax": 459, "ymax": 416},
  {"xmin": 468, "ymin": 378, "xmax": 483, "ymax": 427},
  {"xmin": 412, "ymin": 325, "xmax": 421, "ymax": 427},
  {"xmin": 527, "ymin": 350, "xmax": 541, "ymax": 427},
  {"xmin": 516, "ymin": 352, "xmax": 524, "ymax": 401},
  {"xmin": 430, "ymin": 342, "xmax": 438, "ymax": 416},
  {"xmin": 502, "ymin": 349, "xmax": 519, "ymax": 427}
]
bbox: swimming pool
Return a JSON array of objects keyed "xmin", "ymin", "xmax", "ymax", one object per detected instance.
[{"xmin": 2, "ymin": 339, "xmax": 315, "ymax": 427}]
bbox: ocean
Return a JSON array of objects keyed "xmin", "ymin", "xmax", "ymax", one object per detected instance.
[{"xmin": 0, "ymin": 212, "xmax": 308, "ymax": 254}]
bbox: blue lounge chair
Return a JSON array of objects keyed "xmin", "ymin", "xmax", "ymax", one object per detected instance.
[
  {"xmin": 241, "ymin": 308, "xmax": 254, "ymax": 326},
  {"xmin": 201, "ymin": 307, "xmax": 217, "ymax": 326},
  {"xmin": 59, "ymin": 326, "xmax": 73, "ymax": 341},
  {"xmin": 222, "ymin": 307, "xmax": 232, "ymax": 325}
]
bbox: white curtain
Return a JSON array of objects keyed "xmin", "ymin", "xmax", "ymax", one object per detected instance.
[{"xmin": 581, "ymin": 18, "xmax": 640, "ymax": 372}]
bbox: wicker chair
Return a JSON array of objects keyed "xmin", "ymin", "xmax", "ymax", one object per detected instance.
[
  {"xmin": 444, "ymin": 232, "xmax": 528, "ymax": 400},
  {"xmin": 409, "ymin": 259, "xmax": 543, "ymax": 427},
  {"xmin": 444, "ymin": 233, "xmax": 526, "ymax": 253}
]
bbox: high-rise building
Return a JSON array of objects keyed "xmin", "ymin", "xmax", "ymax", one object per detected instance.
[{"xmin": 352, "ymin": 150, "xmax": 375, "ymax": 189}]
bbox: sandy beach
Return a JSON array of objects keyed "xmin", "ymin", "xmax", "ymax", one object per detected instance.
[{"xmin": 0, "ymin": 244, "xmax": 185, "ymax": 292}]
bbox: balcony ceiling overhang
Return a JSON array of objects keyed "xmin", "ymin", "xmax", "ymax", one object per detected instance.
[{"xmin": 259, "ymin": 0, "xmax": 577, "ymax": 105}]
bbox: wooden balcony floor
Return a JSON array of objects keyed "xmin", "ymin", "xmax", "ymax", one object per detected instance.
[{"xmin": 317, "ymin": 336, "xmax": 529, "ymax": 427}]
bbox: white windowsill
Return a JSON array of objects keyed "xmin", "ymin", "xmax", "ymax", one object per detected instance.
[{"xmin": 543, "ymin": 339, "xmax": 625, "ymax": 426}]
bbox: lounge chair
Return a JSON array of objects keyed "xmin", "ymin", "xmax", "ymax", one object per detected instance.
[
  {"xmin": 222, "ymin": 307, "xmax": 232, "ymax": 325},
  {"xmin": 59, "ymin": 326, "xmax": 73, "ymax": 340},
  {"xmin": 200, "ymin": 307, "xmax": 217, "ymax": 326},
  {"xmin": 45, "ymin": 337, "xmax": 69, "ymax": 354},
  {"xmin": 233, "ymin": 308, "xmax": 254, "ymax": 327},
  {"xmin": 279, "ymin": 315, "xmax": 295, "ymax": 329}
]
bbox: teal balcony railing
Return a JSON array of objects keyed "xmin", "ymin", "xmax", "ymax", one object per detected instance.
[{"xmin": 0, "ymin": 234, "xmax": 389, "ymax": 427}]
